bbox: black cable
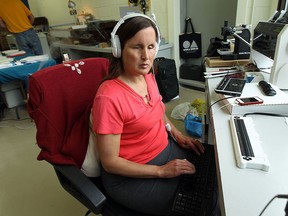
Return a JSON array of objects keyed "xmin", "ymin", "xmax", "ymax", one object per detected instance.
[
  {"xmin": 85, "ymin": 210, "xmax": 92, "ymax": 216},
  {"xmin": 243, "ymin": 112, "xmax": 288, "ymax": 118},
  {"xmin": 207, "ymin": 95, "xmax": 235, "ymax": 125},
  {"xmin": 259, "ymin": 194, "xmax": 288, "ymax": 216}
]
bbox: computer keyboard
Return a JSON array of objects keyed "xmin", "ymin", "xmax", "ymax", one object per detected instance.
[{"xmin": 172, "ymin": 144, "xmax": 216, "ymax": 216}]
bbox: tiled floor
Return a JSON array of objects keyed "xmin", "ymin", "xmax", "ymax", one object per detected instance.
[{"xmin": 0, "ymin": 86, "xmax": 205, "ymax": 216}]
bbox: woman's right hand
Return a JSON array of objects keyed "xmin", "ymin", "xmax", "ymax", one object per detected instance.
[{"xmin": 157, "ymin": 159, "xmax": 196, "ymax": 178}]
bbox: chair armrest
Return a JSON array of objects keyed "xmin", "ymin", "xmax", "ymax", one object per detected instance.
[{"xmin": 53, "ymin": 164, "xmax": 106, "ymax": 215}]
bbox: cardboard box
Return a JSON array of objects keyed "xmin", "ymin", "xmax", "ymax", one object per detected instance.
[
  {"xmin": 218, "ymin": 83, "xmax": 288, "ymax": 115},
  {"xmin": 206, "ymin": 57, "xmax": 250, "ymax": 67}
]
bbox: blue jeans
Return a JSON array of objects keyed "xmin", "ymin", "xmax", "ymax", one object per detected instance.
[{"xmin": 15, "ymin": 29, "xmax": 43, "ymax": 55}]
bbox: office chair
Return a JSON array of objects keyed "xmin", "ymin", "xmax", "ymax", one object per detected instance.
[
  {"xmin": 33, "ymin": 16, "xmax": 49, "ymax": 32},
  {"xmin": 27, "ymin": 58, "xmax": 160, "ymax": 216}
]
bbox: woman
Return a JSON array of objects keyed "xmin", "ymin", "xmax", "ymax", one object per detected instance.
[{"xmin": 92, "ymin": 14, "xmax": 205, "ymax": 215}]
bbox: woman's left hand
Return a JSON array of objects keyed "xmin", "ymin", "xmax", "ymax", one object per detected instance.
[{"xmin": 176, "ymin": 134, "xmax": 205, "ymax": 155}]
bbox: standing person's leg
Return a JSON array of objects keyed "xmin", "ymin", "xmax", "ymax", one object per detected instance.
[
  {"xmin": 15, "ymin": 29, "xmax": 43, "ymax": 55},
  {"xmin": 26, "ymin": 29, "xmax": 43, "ymax": 55},
  {"xmin": 15, "ymin": 32, "xmax": 31, "ymax": 54}
]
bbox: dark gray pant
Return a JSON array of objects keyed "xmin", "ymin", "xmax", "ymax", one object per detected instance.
[
  {"xmin": 101, "ymin": 138, "xmax": 186, "ymax": 215},
  {"xmin": 101, "ymin": 138, "xmax": 219, "ymax": 215}
]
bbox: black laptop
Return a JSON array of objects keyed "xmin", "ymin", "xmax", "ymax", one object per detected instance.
[{"xmin": 215, "ymin": 77, "xmax": 246, "ymax": 96}]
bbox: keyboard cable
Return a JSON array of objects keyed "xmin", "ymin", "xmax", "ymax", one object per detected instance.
[
  {"xmin": 259, "ymin": 194, "xmax": 288, "ymax": 216},
  {"xmin": 207, "ymin": 96, "xmax": 235, "ymax": 125}
]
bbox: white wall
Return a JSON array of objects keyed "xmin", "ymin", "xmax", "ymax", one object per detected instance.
[
  {"xmin": 29, "ymin": 0, "xmax": 128, "ymax": 25},
  {"xmin": 183, "ymin": 0, "xmax": 238, "ymax": 65},
  {"xmin": 28, "ymin": 0, "xmax": 180, "ymax": 70},
  {"xmin": 236, "ymin": 0, "xmax": 278, "ymax": 29},
  {"xmin": 182, "ymin": 0, "xmax": 278, "ymax": 65},
  {"xmin": 28, "ymin": 0, "xmax": 169, "ymax": 42}
]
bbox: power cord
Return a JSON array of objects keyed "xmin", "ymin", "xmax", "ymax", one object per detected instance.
[
  {"xmin": 259, "ymin": 194, "xmax": 288, "ymax": 216},
  {"xmin": 243, "ymin": 112, "xmax": 288, "ymax": 118},
  {"xmin": 207, "ymin": 96, "xmax": 235, "ymax": 125}
]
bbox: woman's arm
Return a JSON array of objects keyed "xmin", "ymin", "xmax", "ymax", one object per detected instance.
[
  {"xmin": 0, "ymin": 18, "xmax": 7, "ymax": 29},
  {"xmin": 164, "ymin": 115, "xmax": 205, "ymax": 155},
  {"xmin": 28, "ymin": 14, "xmax": 35, "ymax": 25},
  {"xmin": 96, "ymin": 133, "xmax": 196, "ymax": 178}
]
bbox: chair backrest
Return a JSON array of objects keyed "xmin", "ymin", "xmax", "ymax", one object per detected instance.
[
  {"xmin": 27, "ymin": 58, "xmax": 109, "ymax": 168},
  {"xmin": 33, "ymin": 16, "xmax": 49, "ymax": 32}
]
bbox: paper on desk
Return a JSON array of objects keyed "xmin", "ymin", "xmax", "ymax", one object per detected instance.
[
  {"xmin": 20, "ymin": 54, "xmax": 49, "ymax": 63},
  {"xmin": 2, "ymin": 49, "xmax": 26, "ymax": 57}
]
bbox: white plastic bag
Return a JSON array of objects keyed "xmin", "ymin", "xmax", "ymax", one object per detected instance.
[{"xmin": 171, "ymin": 102, "xmax": 198, "ymax": 120}]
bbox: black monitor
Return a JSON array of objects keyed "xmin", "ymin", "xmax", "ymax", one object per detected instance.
[{"xmin": 251, "ymin": 21, "xmax": 288, "ymax": 89}]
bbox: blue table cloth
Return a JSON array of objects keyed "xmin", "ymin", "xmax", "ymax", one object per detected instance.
[{"xmin": 0, "ymin": 57, "xmax": 56, "ymax": 88}]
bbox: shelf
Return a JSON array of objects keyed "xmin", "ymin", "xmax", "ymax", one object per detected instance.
[{"xmin": 178, "ymin": 78, "xmax": 205, "ymax": 90}]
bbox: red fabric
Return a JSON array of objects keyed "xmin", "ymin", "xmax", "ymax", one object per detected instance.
[{"xmin": 27, "ymin": 58, "xmax": 109, "ymax": 168}]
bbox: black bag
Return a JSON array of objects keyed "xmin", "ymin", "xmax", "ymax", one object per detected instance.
[
  {"xmin": 179, "ymin": 17, "xmax": 202, "ymax": 59},
  {"xmin": 154, "ymin": 57, "xmax": 179, "ymax": 103},
  {"xmin": 180, "ymin": 63, "xmax": 204, "ymax": 82}
]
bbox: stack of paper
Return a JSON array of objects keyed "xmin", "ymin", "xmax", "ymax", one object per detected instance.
[
  {"xmin": 20, "ymin": 54, "xmax": 49, "ymax": 63},
  {"xmin": 2, "ymin": 49, "xmax": 26, "ymax": 57},
  {"xmin": 204, "ymin": 66, "xmax": 242, "ymax": 79}
]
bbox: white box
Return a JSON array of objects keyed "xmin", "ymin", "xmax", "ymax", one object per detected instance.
[{"xmin": 219, "ymin": 83, "xmax": 288, "ymax": 115}]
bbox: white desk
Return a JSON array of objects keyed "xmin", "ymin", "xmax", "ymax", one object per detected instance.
[{"xmin": 206, "ymin": 77, "xmax": 288, "ymax": 216}]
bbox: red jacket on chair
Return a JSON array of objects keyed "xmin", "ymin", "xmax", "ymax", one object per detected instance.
[{"xmin": 27, "ymin": 58, "xmax": 109, "ymax": 168}]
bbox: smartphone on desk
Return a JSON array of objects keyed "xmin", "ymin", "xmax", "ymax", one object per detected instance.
[{"xmin": 236, "ymin": 96, "xmax": 263, "ymax": 106}]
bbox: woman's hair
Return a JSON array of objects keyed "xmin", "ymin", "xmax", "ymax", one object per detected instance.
[{"xmin": 103, "ymin": 16, "xmax": 159, "ymax": 83}]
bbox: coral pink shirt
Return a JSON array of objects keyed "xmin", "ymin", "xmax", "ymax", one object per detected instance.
[{"xmin": 92, "ymin": 73, "xmax": 168, "ymax": 164}]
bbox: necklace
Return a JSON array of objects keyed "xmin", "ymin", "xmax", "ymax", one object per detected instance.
[
  {"xmin": 119, "ymin": 75, "xmax": 149, "ymax": 98},
  {"xmin": 142, "ymin": 94, "xmax": 151, "ymax": 102}
]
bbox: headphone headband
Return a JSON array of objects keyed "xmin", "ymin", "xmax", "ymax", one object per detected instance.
[{"xmin": 110, "ymin": 13, "xmax": 161, "ymax": 58}]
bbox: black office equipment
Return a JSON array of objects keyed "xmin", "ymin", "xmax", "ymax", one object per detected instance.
[
  {"xmin": 258, "ymin": 80, "xmax": 276, "ymax": 96},
  {"xmin": 215, "ymin": 77, "xmax": 246, "ymax": 96},
  {"xmin": 219, "ymin": 21, "xmax": 251, "ymax": 60},
  {"xmin": 172, "ymin": 144, "xmax": 216, "ymax": 216},
  {"xmin": 252, "ymin": 21, "xmax": 288, "ymax": 89}
]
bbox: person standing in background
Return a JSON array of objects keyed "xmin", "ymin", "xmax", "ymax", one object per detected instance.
[{"xmin": 0, "ymin": 0, "xmax": 43, "ymax": 55}]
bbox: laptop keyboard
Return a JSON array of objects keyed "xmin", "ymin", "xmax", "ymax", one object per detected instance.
[{"xmin": 172, "ymin": 144, "xmax": 216, "ymax": 216}]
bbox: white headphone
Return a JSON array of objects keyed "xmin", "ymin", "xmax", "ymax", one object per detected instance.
[{"xmin": 110, "ymin": 13, "xmax": 161, "ymax": 58}]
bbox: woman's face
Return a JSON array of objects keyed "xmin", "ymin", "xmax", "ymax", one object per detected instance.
[{"xmin": 122, "ymin": 26, "xmax": 157, "ymax": 76}]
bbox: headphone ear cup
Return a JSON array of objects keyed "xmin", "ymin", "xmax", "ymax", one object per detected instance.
[{"xmin": 111, "ymin": 35, "xmax": 121, "ymax": 58}]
